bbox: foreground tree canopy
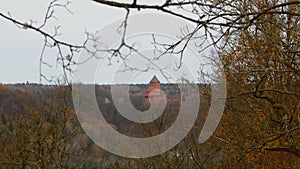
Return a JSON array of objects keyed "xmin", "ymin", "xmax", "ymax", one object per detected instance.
[{"xmin": 0, "ymin": 0, "xmax": 299, "ymax": 168}]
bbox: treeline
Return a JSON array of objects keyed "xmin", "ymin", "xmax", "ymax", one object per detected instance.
[
  {"xmin": 0, "ymin": 83, "xmax": 299, "ymax": 168},
  {"xmin": 0, "ymin": 83, "xmax": 207, "ymax": 168}
]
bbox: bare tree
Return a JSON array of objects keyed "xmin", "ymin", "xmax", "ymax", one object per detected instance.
[{"xmin": 1, "ymin": 0, "xmax": 300, "ymax": 81}]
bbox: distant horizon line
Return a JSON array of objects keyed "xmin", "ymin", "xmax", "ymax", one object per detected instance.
[{"xmin": 1, "ymin": 81, "xmax": 209, "ymax": 85}]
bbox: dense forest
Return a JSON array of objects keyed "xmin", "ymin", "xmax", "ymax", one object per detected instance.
[{"xmin": 0, "ymin": 82, "xmax": 299, "ymax": 168}]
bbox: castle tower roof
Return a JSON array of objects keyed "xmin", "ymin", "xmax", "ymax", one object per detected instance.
[{"xmin": 150, "ymin": 75, "xmax": 160, "ymax": 83}]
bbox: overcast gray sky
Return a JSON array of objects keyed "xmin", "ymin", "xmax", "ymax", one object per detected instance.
[
  {"xmin": 0, "ymin": 0, "xmax": 127, "ymax": 84},
  {"xmin": 0, "ymin": 0, "xmax": 212, "ymax": 84}
]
